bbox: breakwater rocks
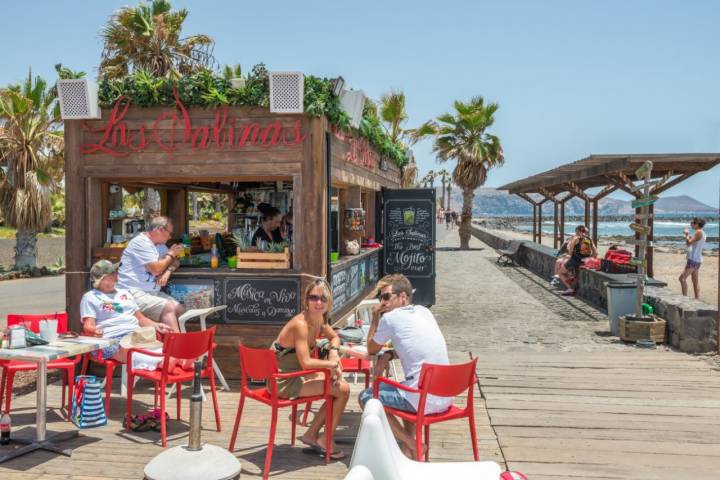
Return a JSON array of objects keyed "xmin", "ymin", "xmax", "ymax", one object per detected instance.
[{"xmin": 475, "ymin": 214, "xmax": 719, "ymax": 226}]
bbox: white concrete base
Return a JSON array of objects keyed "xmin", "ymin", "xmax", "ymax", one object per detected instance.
[{"xmin": 144, "ymin": 444, "xmax": 241, "ymax": 480}]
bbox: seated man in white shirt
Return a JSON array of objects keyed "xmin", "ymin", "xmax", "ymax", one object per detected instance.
[
  {"xmin": 117, "ymin": 216, "xmax": 184, "ymax": 331},
  {"xmin": 359, "ymin": 273, "xmax": 452, "ymax": 458}
]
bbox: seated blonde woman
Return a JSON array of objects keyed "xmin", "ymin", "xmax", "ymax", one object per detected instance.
[
  {"xmin": 272, "ymin": 278, "xmax": 350, "ymax": 460},
  {"xmin": 80, "ymin": 259, "xmax": 173, "ymax": 369}
]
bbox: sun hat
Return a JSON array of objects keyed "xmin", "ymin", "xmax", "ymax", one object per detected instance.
[
  {"xmin": 119, "ymin": 326, "xmax": 163, "ymax": 350},
  {"xmin": 90, "ymin": 259, "xmax": 120, "ymax": 288}
]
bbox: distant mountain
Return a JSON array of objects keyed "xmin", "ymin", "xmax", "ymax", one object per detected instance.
[{"xmin": 444, "ymin": 188, "xmax": 717, "ymax": 216}]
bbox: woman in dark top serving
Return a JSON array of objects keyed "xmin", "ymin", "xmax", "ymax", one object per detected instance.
[{"xmin": 251, "ymin": 203, "xmax": 284, "ymax": 247}]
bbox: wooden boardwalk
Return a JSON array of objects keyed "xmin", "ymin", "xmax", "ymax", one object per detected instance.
[
  {"xmin": 0, "ymin": 377, "xmax": 502, "ymax": 479},
  {"xmin": 478, "ymin": 350, "xmax": 720, "ymax": 480}
]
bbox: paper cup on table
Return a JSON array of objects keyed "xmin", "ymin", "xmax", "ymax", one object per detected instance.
[{"xmin": 44, "ymin": 319, "xmax": 59, "ymax": 343}]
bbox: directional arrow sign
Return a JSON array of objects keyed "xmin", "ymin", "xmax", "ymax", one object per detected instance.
[
  {"xmin": 629, "ymin": 179, "xmax": 662, "ymax": 192},
  {"xmin": 629, "ymin": 223, "xmax": 652, "ymax": 235},
  {"xmin": 631, "ymin": 195, "xmax": 659, "ymax": 208}
]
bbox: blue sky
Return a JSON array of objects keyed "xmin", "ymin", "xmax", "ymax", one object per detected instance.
[{"xmin": 2, "ymin": 0, "xmax": 718, "ymax": 207}]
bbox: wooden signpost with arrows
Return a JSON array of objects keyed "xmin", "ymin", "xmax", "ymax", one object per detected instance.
[{"xmin": 631, "ymin": 160, "xmax": 655, "ymax": 315}]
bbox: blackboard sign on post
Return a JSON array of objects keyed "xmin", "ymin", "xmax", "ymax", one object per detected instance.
[
  {"xmin": 224, "ymin": 277, "xmax": 300, "ymax": 324},
  {"xmin": 384, "ymin": 199, "xmax": 434, "ymax": 276},
  {"xmin": 382, "ymin": 189, "xmax": 436, "ymax": 306}
]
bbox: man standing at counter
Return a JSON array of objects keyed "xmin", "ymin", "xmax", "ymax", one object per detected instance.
[{"xmin": 117, "ymin": 216, "xmax": 183, "ymax": 331}]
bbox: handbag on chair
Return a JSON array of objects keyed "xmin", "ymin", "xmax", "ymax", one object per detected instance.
[{"xmin": 71, "ymin": 375, "xmax": 107, "ymax": 429}]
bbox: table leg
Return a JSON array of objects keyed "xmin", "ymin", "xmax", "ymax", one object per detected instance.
[
  {"xmin": 0, "ymin": 359, "xmax": 79, "ymax": 464},
  {"xmin": 36, "ymin": 358, "xmax": 47, "ymax": 441}
]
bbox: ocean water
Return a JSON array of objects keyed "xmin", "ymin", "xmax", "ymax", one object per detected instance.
[{"xmin": 514, "ymin": 220, "xmax": 718, "ymax": 249}]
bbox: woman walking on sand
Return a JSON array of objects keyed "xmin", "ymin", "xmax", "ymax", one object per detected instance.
[{"xmin": 679, "ymin": 217, "xmax": 707, "ymax": 299}]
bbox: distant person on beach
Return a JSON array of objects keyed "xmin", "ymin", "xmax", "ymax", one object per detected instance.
[
  {"xmin": 437, "ymin": 207, "xmax": 445, "ymax": 223},
  {"xmin": 678, "ymin": 217, "xmax": 706, "ymax": 299},
  {"xmin": 558, "ymin": 225, "xmax": 597, "ymax": 296},
  {"xmin": 359, "ymin": 274, "xmax": 451, "ymax": 459},
  {"xmin": 451, "ymin": 210, "xmax": 458, "ymax": 229},
  {"xmin": 445, "ymin": 210, "xmax": 453, "ymax": 230}
]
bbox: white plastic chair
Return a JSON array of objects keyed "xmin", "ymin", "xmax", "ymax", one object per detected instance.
[
  {"xmin": 344, "ymin": 465, "xmax": 376, "ymax": 480},
  {"xmin": 178, "ymin": 305, "xmax": 229, "ymax": 390},
  {"xmin": 348, "ymin": 398, "xmax": 502, "ymax": 480}
]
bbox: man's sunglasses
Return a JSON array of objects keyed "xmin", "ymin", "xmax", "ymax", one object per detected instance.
[
  {"xmin": 307, "ymin": 294, "xmax": 328, "ymax": 303},
  {"xmin": 378, "ymin": 291, "xmax": 397, "ymax": 302}
]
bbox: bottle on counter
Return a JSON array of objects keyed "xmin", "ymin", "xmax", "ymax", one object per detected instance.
[
  {"xmin": 0, "ymin": 413, "xmax": 11, "ymax": 445},
  {"xmin": 106, "ymin": 220, "xmax": 113, "ymax": 245},
  {"xmin": 210, "ymin": 245, "xmax": 219, "ymax": 269}
]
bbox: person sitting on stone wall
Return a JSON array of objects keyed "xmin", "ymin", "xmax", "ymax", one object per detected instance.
[{"xmin": 558, "ymin": 225, "xmax": 597, "ymax": 296}]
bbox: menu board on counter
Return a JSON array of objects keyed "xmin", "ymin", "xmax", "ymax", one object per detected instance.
[
  {"xmin": 225, "ymin": 277, "xmax": 300, "ymax": 324},
  {"xmin": 384, "ymin": 199, "xmax": 434, "ymax": 277},
  {"xmin": 331, "ymin": 250, "xmax": 381, "ymax": 315},
  {"xmin": 165, "ymin": 275, "xmax": 301, "ymax": 324}
]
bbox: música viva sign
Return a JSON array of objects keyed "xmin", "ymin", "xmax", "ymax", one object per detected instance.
[{"xmin": 81, "ymin": 93, "xmax": 306, "ymax": 157}]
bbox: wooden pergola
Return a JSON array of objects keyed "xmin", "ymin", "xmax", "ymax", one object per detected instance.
[{"xmin": 499, "ymin": 153, "xmax": 720, "ymax": 277}]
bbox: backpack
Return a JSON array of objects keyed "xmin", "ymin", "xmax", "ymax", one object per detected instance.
[{"xmin": 578, "ymin": 237, "xmax": 593, "ymax": 257}]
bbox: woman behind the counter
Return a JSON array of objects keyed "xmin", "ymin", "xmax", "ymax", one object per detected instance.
[{"xmin": 251, "ymin": 203, "xmax": 284, "ymax": 247}]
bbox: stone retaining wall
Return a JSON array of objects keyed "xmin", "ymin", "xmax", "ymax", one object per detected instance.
[{"xmin": 471, "ymin": 225, "xmax": 718, "ymax": 353}]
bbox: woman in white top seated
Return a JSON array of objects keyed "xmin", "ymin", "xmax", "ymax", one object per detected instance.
[{"xmin": 80, "ymin": 259, "xmax": 172, "ymax": 365}]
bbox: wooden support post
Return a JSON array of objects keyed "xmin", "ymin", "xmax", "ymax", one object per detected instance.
[
  {"xmin": 553, "ymin": 200, "xmax": 559, "ymax": 249},
  {"xmin": 560, "ymin": 201, "xmax": 566, "ymax": 245},
  {"xmin": 591, "ymin": 199, "xmax": 599, "ymax": 247},
  {"xmin": 532, "ymin": 204, "xmax": 537, "ymax": 243},
  {"xmin": 584, "ymin": 199, "xmax": 590, "ymax": 230},
  {"xmin": 647, "ymin": 203, "xmax": 654, "ymax": 278}
]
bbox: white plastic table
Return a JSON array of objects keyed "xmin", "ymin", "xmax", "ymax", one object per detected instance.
[{"xmin": 0, "ymin": 336, "xmax": 118, "ymax": 463}]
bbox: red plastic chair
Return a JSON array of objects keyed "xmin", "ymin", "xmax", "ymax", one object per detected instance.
[
  {"xmin": 228, "ymin": 344, "xmax": 333, "ymax": 480},
  {"xmin": 0, "ymin": 312, "xmax": 80, "ymax": 419},
  {"xmin": 373, "ymin": 357, "xmax": 479, "ymax": 462},
  {"xmin": 126, "ymin": 328, "xmax": 220, "ymax": 447}
]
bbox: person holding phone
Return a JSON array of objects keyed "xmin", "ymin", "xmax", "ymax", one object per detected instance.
[{"xmin": 679, "ymin": 217, "xmax": 707, "ymax": 299}]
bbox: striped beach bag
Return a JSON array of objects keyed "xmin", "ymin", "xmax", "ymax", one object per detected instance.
[{"xmin": 71, "ymin": 375, "xmax": 107, "ymax": 429}]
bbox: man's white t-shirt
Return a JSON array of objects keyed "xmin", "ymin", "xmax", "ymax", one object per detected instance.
[
  {"xmin": 79, "ymin": 288, "xmax": 139, "ymax": 338},
  {"xmin": 373, "ymin": 305, "xmax": 452, "ymax": 414},
  {"xmin": 117, "ymin": 234, "xmax": 168, "ymax": 292}
]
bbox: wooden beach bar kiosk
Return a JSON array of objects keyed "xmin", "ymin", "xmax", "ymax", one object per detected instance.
[{"xmin": 63, "ymin": 86, "xmax": 402, "ymax": 377}]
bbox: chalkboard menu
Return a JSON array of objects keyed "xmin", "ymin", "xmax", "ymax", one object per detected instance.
[
  {"xmin": 384, "ymin": 199, "xmax": 434, "ymax": 276},
  {"xmin": 225, "ymin": 277, "xmax": 300, "ymax": 324},
  {"xmin": 331, "ymin": 250, "xmax": 381, "ymax": 315}
]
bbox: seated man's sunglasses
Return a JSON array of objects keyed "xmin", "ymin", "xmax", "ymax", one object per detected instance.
[{"xmin": 377, "ymin": 291, "xmax": 397, "ymax": 301}]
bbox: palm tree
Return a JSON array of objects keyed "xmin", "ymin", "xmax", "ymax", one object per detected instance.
[
  {"xmin": 379, "ymin": 91, "xmax": 416, "ymax": 189},
  {"xmin": 414, "ymin": 97, "xmax": 503, "ymax": 249},
  {"xmin": 437, "ymin": 169, "xmax": 450, "ymax": 209},
  {"xmin": 100, "ymin": 0, "xmax": 215, "ymax": 80},
  {"xmin": 0, "ymin": 71, "xmax": 63, "ymax": 269}
]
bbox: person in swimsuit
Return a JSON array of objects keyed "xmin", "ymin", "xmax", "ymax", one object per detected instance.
[
  {"xmin": 679, "ymin": 217, "xmax": 707, "ymax": 299},
  {"xmin": 271, "ymin": 278, "xmax": 349, "ymax": 459}
]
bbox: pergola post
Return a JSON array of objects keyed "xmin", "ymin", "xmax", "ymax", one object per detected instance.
[
  {"xmin": 553, "ymin": 200, "xmax": 559, "ymax": 248},
  {"xmin": 591, "ymin": 199, "xmax": 599, "ymax": 247},
  {"xmin": 584, "ymin": 199, "xmax": 590, "ymax": 232},
  {"xmin": 532, "ymin": 204, "xmax": 537, "ymax": 242},
  {"xmin": 560, "ymin": 201, "xmax": 565, "ymax": 245}
]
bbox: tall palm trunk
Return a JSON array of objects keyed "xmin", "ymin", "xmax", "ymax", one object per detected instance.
[
  {"xmin": 440, "ymin": 181, "xmax": 446, "ymax": 213},
  {"xmin": 15, "ymin": 227, "xmax": 39, "ymax": 269},
  {"xmin": 459, "ymin": 188, "xmax": 475, "ymax": 249},
  {"xmin": 143, "ymin": 187, "xmax": 161, "ymax": 223}
]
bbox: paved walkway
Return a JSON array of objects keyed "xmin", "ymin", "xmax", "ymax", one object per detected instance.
[{"xmin": 2, "ymin": 227, "xmax": 719, "ymax": 479}]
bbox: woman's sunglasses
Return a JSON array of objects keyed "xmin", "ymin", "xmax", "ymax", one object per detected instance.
[{"xmin": 307, "ymin": 294, "xmax": 328, "ymax": 303}]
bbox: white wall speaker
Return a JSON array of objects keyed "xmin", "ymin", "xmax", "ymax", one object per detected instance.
[
  {"xmin": 269, "ymin": 71, "xmax": 304, "ymax": 114},
  {"xmin": 57, "ymin": 78, "xmax": 100, "ymax": 119},
  {"xmin": 339, "ymin": 89, "xmax": 366, "ymax": 128}
]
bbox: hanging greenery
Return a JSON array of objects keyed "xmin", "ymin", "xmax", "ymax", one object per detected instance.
[{"xmin": 96, "ymin": 64, "xmax": 407, "ymax": 167}]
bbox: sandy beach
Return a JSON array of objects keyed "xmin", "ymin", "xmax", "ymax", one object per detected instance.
[{"xmin": 483, "ymin": 228, "xmax": 718, "ymax": 307}]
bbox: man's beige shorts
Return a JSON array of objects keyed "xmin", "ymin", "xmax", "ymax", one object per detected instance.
[{"xmin": 129, "ymin": 289, "xmax": 176, "ymax": 321}]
